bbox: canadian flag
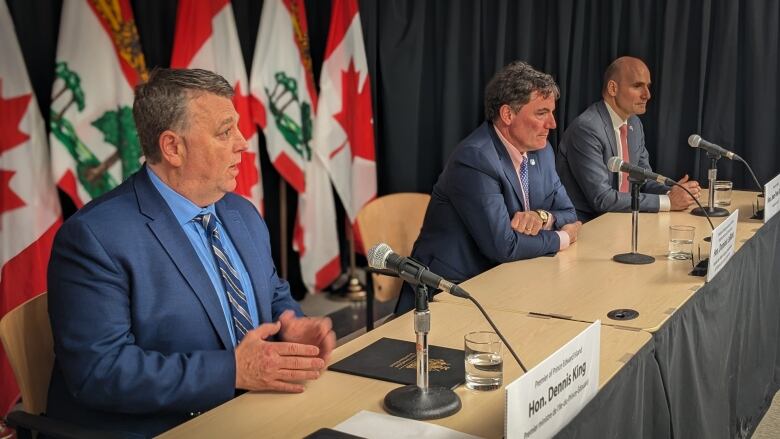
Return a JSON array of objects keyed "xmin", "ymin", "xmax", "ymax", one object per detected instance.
[
  {"xmin": 314, "ymin": 0, "xmax": 377, "ymax": 224},
  {"xmin": 49, "ymin": 0, "xmax": 147, "ymax": 208},
  {"xmin": 250, "ymin": 0, "xmax": 341, "ymax": 292},
  {"xmin": 171, "ymin": 0, "xmax": 263, "ymax": 215},
  {"xmin": 0, "ymin": 1, "xmax": 62, "ymax": 414}
]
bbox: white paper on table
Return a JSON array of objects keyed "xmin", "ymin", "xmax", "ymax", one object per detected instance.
[{"xmin": 335, "ymin": 410, "xmax": 482, "ymax": 439}]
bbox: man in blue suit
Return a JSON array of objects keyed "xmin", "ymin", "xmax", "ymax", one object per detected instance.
[
  {"xmin": 46, "ymin": 68, "xmax": 335, "ymax": 437},
  {"xmin": 396, "ymin": 61, "xmax": 581, "ymax": 314},
  {"xmin": 557, "ymin": 56, "xmax": 700, "ymax": 222}
]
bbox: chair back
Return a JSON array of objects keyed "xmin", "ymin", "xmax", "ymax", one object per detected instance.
[
  {"xmin": 356, "ymin": 193, "xmax": 430, "ymax": 302},
  {"xmin": 0, "ymin": 293, "xmax": 53, "ymax": 415}
]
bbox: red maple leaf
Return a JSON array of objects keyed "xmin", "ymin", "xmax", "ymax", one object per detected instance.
[
  {"xmin": 0, "ymin": 169, "xmax": 26, "ymax": 215},
  {"xmin": 231, "ymin": 82, "xmax": 260, "ymax": 202},
  {"xmin": 0, "ymin": 79, "xmax": 32, "ymax": 154},
  {"xmin": 232, "ymin": 82, "xmax": 257, "ymax": 141},
  {"xmin": 332, "ymin": 60, "xmax": 375, "ymax": 161}
]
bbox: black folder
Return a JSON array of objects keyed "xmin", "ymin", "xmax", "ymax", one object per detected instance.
[{"xmin": 328, "ymin": 337, "xmax": 465, "ymax": 389}]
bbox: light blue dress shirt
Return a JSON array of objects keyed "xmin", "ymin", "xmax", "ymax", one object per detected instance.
[{"xmin": 147, "ymin": 167, "xmax": 259, "ymax": 347}]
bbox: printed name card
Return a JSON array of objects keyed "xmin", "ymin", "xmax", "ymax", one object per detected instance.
[
  {"xmin": 505, "ymin": 321, "xmax": 600, "ymax": 439},
  {"xmin": 764, "ymin": 173, "xmax": 780, "ymax": 224},
  {"xmin": 707, "ymin": 209, "xmax": 739, "ymax": 282}
]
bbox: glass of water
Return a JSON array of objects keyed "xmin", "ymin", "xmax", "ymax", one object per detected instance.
[
  {"xmin": 668, "ymin": 225, "xmax": 695, "ymax": 260},
  {"xmin": 714, "ymin": 180, "xmax": 733, "ymax": 206},
  {"xmin": 464, "ymin": 331, "xmax": 503, "ymax": 390}
]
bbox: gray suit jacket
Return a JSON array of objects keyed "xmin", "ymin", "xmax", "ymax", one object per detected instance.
[{"xmin": 556, "ymin": 101, "xmax": 669, "ymax": 222}]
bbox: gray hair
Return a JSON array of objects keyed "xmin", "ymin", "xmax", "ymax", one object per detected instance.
[
  {"xmin": 133, "ymin": 68, "xmax": 234, "ymax": 163},
  {"xmin": 484, "ymin": 61, "xmax": 560, "ymax": 122}
]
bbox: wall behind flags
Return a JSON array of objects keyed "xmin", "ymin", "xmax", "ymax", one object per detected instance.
[{"xmin": 6, "ymin": 0, "xmax": 780, "ymax": 295}]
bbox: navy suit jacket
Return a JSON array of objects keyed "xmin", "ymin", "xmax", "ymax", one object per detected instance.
[
  {"xmin": 46, "ymin": 168, "xmax": 302, "ymax": 437},
  {"xmin": 556, "ymin": 101, "xmax": 670, "ymax": 222},
  {"xmin": 396, "ymin": 122, "xmax": 577, "ymax": 313}
]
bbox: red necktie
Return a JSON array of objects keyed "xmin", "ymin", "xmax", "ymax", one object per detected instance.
[{"xmin": 619, "ymin": 123, "xmax": 630, "ymax": 192}]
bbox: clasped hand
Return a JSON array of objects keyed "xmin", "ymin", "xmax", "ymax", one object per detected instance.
[
  {"xmin": 511, "ymin": 211, "xmax": 544, "ymax": 235},
  {"xmin": 234, "ymin": 310, "xmax": 336, "ymax": 393},
  {"xmin": 669, "ymin": 174, "xmax": 702, "ymax": 211}
]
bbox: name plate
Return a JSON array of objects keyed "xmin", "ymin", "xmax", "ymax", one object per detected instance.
[
  {"xmin": 764, "ymin": 173, "xmax": 780, "ymax": 224},
  {"xmin": 505, "ymin": 321, "xmax": 600, "ymax": 438},
  {"xmin": 707, "ymin": 209, "xmax": 739, "ymax": 282}
]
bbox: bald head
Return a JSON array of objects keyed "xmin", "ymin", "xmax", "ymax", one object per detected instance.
[
  {"xmin": 602, "ymin": 57, "xmax": 649, "ymax": 94},
  {"xmin": 602, "ymin": 56, "xmax": 652, "ymax": 119}
]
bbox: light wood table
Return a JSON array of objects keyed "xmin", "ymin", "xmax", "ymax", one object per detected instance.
[
  {"xmin": 159, "ymin": 302, "xmax": 650, "ymax": 439},
  {"xmin": 437, "ymin": 190, "xmax": 764, "ymax": 332}
]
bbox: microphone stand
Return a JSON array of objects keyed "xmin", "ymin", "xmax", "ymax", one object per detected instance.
[
  {"xmin": 613, "ymin": 178, "xmax": 655, "ymax": 264},
  {"xmin": 383, "ymin": 283, "xmax": 461, "ymax": 420},
  {"xmin": 691, "ymin": 152, "xmax": 730, "ymax": 217}
]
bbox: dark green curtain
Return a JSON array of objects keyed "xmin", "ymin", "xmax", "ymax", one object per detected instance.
[{"xmin": 7, "ymin": 0, "xmax": 779, "ymax": 292}]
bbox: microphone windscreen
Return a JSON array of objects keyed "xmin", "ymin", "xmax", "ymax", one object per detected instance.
[
  {"xmin": 688, "ymin": 134, "xmax": 702, "ymax": 148},
  {"xmin": 607, "ymin": 156, "xmax": 623, "ymax": 173},
  {"xmin": 367, "ymin": 243, "xmax": 392, "ymax": 269}
]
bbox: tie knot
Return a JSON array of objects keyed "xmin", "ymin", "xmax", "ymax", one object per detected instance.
[
  {"xmin": 195, "ymin": 213, "xmax": 217, "ymax": 236},
  {"xmin": 619, "ymin": 123, "xmax": 628, "ymax": 136}
]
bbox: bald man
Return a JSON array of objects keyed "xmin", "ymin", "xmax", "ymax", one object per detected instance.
[{"xmin": 556, "ymin": 56, "xmax": 700, "ymax": 222}]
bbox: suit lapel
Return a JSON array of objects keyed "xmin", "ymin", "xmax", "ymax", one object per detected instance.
[
  {"xmin": 596, "ymin": 101, "xmax": 619, "ymax": 158},
  {"xmin": 627, "ymin": 119, "xmax": 639, "ymax": 162},
  {"xmin": 526, "ymin": 151, "xmax": 541, "ymax": 208},
  {"xmin": 596, "ymin": 101, "xmax": 620, "ymax": 188},
  {"xmin": 216, "ymin": 204, "xmax": 272, "ymax": 324},
  {"xmin": 487, "ymin": 124, "xmax": 525, "ymax": 208},
  {"xmin": 134, "ymin": 170, "xmax": 233, "ymax": 349}
]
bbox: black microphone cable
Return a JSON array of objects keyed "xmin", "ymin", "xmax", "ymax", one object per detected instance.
[{"xmin": 447, "ymin": 287, "xmax": 527, "ymax": 373}]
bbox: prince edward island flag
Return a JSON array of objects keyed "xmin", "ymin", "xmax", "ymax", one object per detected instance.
[{"xmin": 50, "ymin": 0, "xmax": 148, "ymax": 208}]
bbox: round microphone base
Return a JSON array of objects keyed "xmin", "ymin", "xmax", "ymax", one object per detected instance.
[
  {"xmin": 690, "ymin": 258, "xmax": 709, "ymax": 277},
  {"xmin": 384, "ymin": 385, "xmax": 461, "ymax": 420},
  {"xmin": 690, "ymin": 206, "xmax": 730, "ymax": 217},
  {"xmin": 613, "ymin": 252, "xmax": 655, "ymax": 265}
]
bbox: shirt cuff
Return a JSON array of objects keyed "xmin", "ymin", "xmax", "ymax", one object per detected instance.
[
  {"xmin": 543, "ymin": 212, "xmax": 556, "ymax": 230},
  {"xmin": 556, "ymin": 230, "xmax": 570, "ymax": 251},
  {"xmin": 659, "ymin": 194, "xmax": 671, "ymax": 212}
]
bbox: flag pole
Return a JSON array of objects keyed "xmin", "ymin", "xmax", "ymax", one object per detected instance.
[
  {"xmin": 279, "ymin": 180, "xmax": 288, "ymax": 280},
  {"xmin": 344, "ymin": 220, "xmax": 366, "ymax": 300}
]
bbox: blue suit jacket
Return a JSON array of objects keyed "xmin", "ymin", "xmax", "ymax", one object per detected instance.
[
  {"xmin": 396, "ymin": 122, "xmax": 577, "ymax": 313},
  {"xmin": 46, "ymin": 168, "xmax": 302, "ymax": 437},
  {"xmin": 556, "ymin": 101, "xmax": 670, "ymax": 222}
]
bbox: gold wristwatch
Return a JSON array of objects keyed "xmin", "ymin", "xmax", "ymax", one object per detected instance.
[{"xmin": 534, "ymin": 209, "xmax": 550, "ymax": 227}]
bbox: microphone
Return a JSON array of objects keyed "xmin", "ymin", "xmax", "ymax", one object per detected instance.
[
  {"xmin": 367, "ymin": 243, "xmax": 470, "ymax": 299},
  {"xmin": 607, "ymin": 156, "xmax": 676, "ymax": 186},
  {"xmin": 367, "ymin": 243, "xmax": 527, "ymax": 372},
  {"xmin": 608, "ymin": 156, "xmax": 714, "ymax": 230},
  {"xmin": 688, "ymin": 134, "xmax": 738, "ymax": 160}
]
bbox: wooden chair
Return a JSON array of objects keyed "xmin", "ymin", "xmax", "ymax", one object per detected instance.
[
  {"xmin": 0, "ymin": 293, "xmax": 121, "ymax": 439},
  {"xmin": 0, "ymin": 293, "xmax": 53, "ymax": 417},
  {"xmin": 356, "ymin": 193, "xmax": 430, "ymax": 308}
]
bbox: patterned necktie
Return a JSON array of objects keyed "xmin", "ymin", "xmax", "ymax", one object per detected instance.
[
  {"xmin": 519, "ymin": 155, "xmax": 530, "ymax": 211},
  {"xmin": 196, "ymin": 213, "xmax": 253, "ymax": 344},
  {"xmin": 619, "ymin": 123, "xmax": 630, "ymax": 192}
]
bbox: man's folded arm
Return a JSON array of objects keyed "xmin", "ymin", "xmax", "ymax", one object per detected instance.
[{"xmin": 445, "ymin": 147, "xmax": 561, "ymax": 263}]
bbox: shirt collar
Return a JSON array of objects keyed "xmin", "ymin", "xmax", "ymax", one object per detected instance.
[
  {"xmin": 146, "ymin": 166, "xmax": 217, "ymax": 226},
  {"xmin": 493, "ymin": 124, "xmax": 527, "ymax": 172},
  {"xmin": 604, "ymin": 100, "xmax": 628, "ymax": 130}
]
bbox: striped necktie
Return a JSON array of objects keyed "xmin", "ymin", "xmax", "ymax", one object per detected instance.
[
  {"xmin": 519, "ymin": 155, "xmax": 530, "ymax": 210},
  {"xmin": 196, "ymin": 213, "xmax": 253, "ymax": 344}
]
